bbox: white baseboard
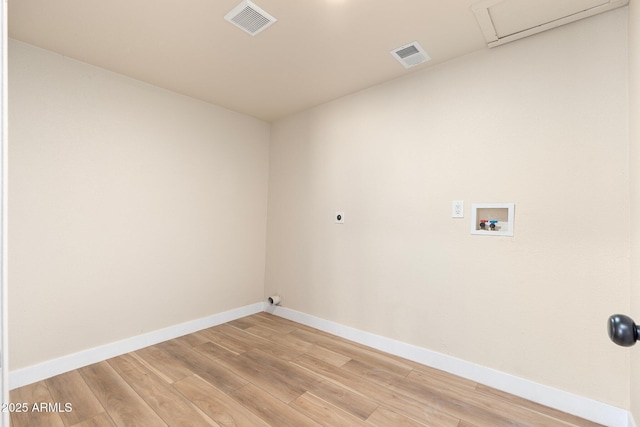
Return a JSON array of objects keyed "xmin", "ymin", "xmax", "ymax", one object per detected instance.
[
  {"xmin": 9, "ymin": 302, "xmax": 634, "ymax": 426},
  {"xmin": 9, "ymin": 302, "xmax": 264, "ymax": 390},
  {"xmin": 268, "ymin": 305, "xmax": 632, "ymax": 427}
]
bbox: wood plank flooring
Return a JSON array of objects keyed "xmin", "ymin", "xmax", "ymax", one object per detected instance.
[{"xmin": 9, "ymin": 313, "xmax": 603, "ymax": 427}]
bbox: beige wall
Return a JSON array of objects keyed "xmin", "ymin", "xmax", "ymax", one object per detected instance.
[
  {"xmin": 630, "ymin": 0, "xmax": 640, "ymax": 422},
  {"xmin": 8, "ymin": 40, "xmax": 270, "ymax": 369},
  {"xmin": 8, "ymin": 4, "xmax": 636, "ymax": 414},
  {"xmin": 266, "ymin": 8, "xmax": 630, "ymax": 408}
]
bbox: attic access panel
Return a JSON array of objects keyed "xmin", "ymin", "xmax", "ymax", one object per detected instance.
[{"xmin": 472, "ymin": 0, "xmax": 629, "ymax": 47}]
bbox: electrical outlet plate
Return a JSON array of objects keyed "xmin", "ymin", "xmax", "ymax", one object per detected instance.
[
  {"xmin": 452, "ymin": 200, "xmax": 464, "ymax": 218},
  {"xmin": 335, "ymin": 211, "xmax": 345, "ymax": 224}
]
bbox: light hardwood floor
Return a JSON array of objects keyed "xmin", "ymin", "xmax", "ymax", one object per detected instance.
[{"xmin": 9, "ymin": 312, "xmax": 603, "ymax": 427}]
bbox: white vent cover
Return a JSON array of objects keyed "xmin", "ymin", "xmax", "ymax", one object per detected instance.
[
  {"xmin": 224, "ymin": 0, "xmax": 277, "ymax": 36},
  {"xmin": 390, "ymin": 41, "xmax": 431, "ymax": 69},
  {"xmin": 472, "ymin": 0, "xmax": 629, "ymax": 48}
]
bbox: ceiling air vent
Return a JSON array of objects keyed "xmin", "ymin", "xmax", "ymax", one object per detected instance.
[
  {"xmin": 224, "ymin": 0, "xmax": 277, "ymax": 36},
  {"xmin": 390, "ymin": 41, "xmax": 431, "ymax": 69}
]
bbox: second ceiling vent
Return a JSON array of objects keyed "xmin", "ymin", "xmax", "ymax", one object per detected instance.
[
  {"xmin": 224, "ymin": 0, "xmax": 277, "ymax": 36},
  {"xmin": 390, "ymin": 42, "xmax": 431, "ymax": 69}
]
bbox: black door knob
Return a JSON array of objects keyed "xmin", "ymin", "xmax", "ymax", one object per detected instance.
[{"xmin": 608, "ymin": 314, "xmax": 640, "ymax": 347}]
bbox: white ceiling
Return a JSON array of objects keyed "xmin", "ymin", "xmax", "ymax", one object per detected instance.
[{"xmin": 7, "ymin": 0, "xmax": 626, "ymax": 122}]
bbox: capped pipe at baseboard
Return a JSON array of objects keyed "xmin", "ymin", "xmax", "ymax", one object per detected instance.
[{"xmin": 267, "ymin": 295, "xmax": 281, "ymax": 305}]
